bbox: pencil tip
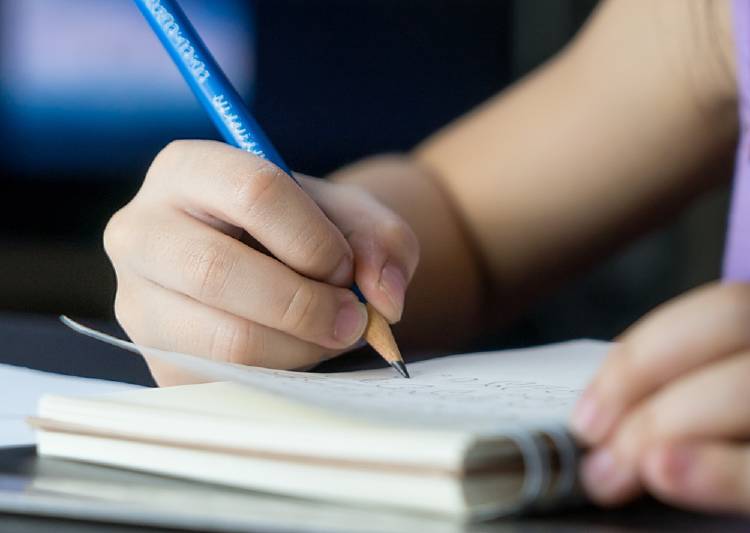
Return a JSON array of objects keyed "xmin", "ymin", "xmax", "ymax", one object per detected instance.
[{"xmin": 391, "ymin": 360, "xmax": 410, "ymax": 379}]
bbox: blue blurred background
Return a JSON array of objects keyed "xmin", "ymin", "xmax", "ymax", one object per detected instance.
[
  {"xmin": 0, "ymin": 0, "xmax": 255, "ymax": 175},
  {"xmin": 0, "ymin": 0, "xmax": 729, "ymax": 347}
]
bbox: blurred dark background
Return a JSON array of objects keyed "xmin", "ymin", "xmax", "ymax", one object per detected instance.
[{"xmin": 0, "ymin": 0, "xmax": 730, "ymax": 345}]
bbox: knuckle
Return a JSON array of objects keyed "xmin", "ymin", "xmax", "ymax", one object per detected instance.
[
  {"xmin": 113, "ymin": 291, "xmax": 136, "ymax": 335},
  {"xmin": 634, "ymin": 404, "xmax": 658, "ymax": 439},
  {"xmin": 601, "ymin": 345, "xmax": 640, "ymax": 399},
  {"xmin": 148, "ymin": 140, "xmax": 222, "ymax": 189},
  {"xmin": 183, "ymin": 241, "xmax": 237, "ymax": 301},
  {"xmin": 232, "ymin": 160, "xmax": 284, "ymax": 217},
  {"xmin": 378, "ymin": 216, "xmax": 412, "ymax": 245},
  {"xmin": 148, "ymin": 139, "xmax": 228, "ymax": 194},
  {"xmin": 592, "ymin": 365, "xmax": 634, "ymax": 422},
  {"xmin": 619, "ymin": 406, "xmax": 659, "ymax": 457},
  {"xmin": 150, "ymin": 140, "xmax": 191, "ymax": 173},
  {"xmin": 279, "ymin": 282, "xmax": 318, "ymax": 336},
  {"xmin": 335, "ymin": 183, "xmax": 362, "ymax": 197},
  {"xmin": 147, "ymin": 141, "xmax": 188, "ymax": 183},
  {"xmin": 378, "ymin": 217, "xmax": 420, "ymax": 262},
  {"xmin": 209, "ymin": 319, "xmax": 264, "ymax": 366},
  {"xmin": 103, "ymin": 208, "xmax": 132, "ymax": 260},
  {"xmin": 291, "ymin": 222, "xmax": 346, "ymax": 272},
  {"xmin": 336, "ymin": 183, "xmax": 370, "ymax": 203}
]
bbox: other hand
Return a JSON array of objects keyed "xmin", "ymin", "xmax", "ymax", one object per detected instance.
[{"xmin": 571, "ymin": 282, "xmax": 750, "ymax": 514}]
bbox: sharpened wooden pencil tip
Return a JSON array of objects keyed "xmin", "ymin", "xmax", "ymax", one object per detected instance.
[
  {"xmin": 363, "ymin": 303, "xmax": 408, "ymax": 377},
  {"xmin": 390, "ymin": 360, "xmax": 410, "ymax": 379}
]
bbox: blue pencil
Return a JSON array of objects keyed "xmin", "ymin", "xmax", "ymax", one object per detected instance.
[{"xmin": 133, "ymin": 0, "xmax": 408, "ymax": 378}]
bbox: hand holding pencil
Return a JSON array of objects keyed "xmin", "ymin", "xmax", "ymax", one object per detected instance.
[{"xmin": 104, "ymin": 0, "xmax": 417, "ymax": 385}]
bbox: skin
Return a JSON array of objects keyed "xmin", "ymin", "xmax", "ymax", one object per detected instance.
[{"xmin": 105, "ymin": 0, "xmax": 749, "ymax": 513}]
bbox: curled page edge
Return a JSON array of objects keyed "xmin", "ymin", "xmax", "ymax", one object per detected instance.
[
  {"xmin": 58, "ymin": 316, "xmax": 400, "ymax": 422},
  {"xmin": 60, "ymin": 315, "xmax": 287, "ymax": 386}
]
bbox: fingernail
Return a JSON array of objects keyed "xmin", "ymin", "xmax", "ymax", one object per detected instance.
[
  {"xmin": 647, "ymin": 443, "xmax": 695, "ymax": 486},
  {"xmin": 581, "ymin": 448, "xmax": 633, "ymax": 501},
  {"xmin": 330, "ymin": 255, "xmax": 353, "ymax": 287},
  {"xmin": 333, "ymin": 298, "xmax": 368, "ymax": 345},
  {"xmin": 378, "ymin": 262, "xmax": 407, "ymax": 321},
  {"xmin": 571, "ymin": 388, "xmax": 610, "ymax": 444}
]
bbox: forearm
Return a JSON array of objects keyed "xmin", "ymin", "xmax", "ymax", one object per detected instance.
[
  {"xmin": 415, "ymin": 0, "xmax": 737, "ymax": 315},
  {"xmin": 333, "ymin": 1, "xmax": 739, "ymax": 350}
]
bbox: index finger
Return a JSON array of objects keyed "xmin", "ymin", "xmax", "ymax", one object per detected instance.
[{"xmin": 146, "ymin": 140, "xmax": 354, "ymax": 287}]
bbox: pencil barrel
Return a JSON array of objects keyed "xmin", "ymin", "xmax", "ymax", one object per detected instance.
[{"xmin": 133, "ymin": 0, "xmax": 291, "ymax": 175}]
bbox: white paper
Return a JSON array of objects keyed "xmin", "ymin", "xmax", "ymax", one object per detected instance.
[
  {"xmin": 0, "ymin": 363, "xmax": 141, "ymax": 447},
  {"xmin": 63, "ymin": 317, "xmax": 610, "ymax": 432}
]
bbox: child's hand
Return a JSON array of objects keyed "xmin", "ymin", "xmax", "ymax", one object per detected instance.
[
  {"xmin": 103, "ymin": 140, "xmax": 419, "ymax": 384},
  {"xmin": 571, "ymin": 282, "xmax": 750, "ymax": 513}
]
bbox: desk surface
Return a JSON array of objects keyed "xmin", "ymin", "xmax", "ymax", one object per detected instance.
[{"xmin": 1, "ymin": 311, "xmax": 749, "ymax": 532}]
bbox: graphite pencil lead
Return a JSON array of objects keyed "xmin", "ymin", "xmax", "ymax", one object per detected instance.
[{"xmin": 391, "ymin": 360, "xmax": 410, "ymax": 379}]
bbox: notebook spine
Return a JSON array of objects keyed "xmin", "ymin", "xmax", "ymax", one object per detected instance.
[{"xmin": 489, "ymin": 424, "xmax": 583, "ymax": 518}]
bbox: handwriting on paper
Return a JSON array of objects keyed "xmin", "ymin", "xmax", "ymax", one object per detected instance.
[
  {"xmin": 251, "ymin": 368, "xmax": 583, "ymax": 428},
  {"xmin": 62, "ymin": 317, "xmax": 611, "ymax": 431}
]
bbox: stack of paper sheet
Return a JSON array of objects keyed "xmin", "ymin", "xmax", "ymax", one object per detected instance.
[{"xmin": 0, "ymin": 364, "xmax": 140, "ymax": 447}]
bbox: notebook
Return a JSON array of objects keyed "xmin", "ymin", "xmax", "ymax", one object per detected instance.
[
  {"xmin": 31, "ymin": 318, "xmax": 611, "ymax": 521},
  {"xmin": 0, "ymin": 362, "xmax": 140, "ymax": 447}
]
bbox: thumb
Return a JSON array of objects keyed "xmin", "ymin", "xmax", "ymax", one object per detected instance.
[
  {"xmin": 348, "ymin": 216, "xmax": 419, "ymax": 323},
  {"xmin": 297, "ymin": 175, "xmax": 419, "ymax": 323}
]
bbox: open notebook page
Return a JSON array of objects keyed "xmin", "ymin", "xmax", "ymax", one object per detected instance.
[{"xmin": 62, "ymin": 317, "xmax": 610, "ymax": 432}]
